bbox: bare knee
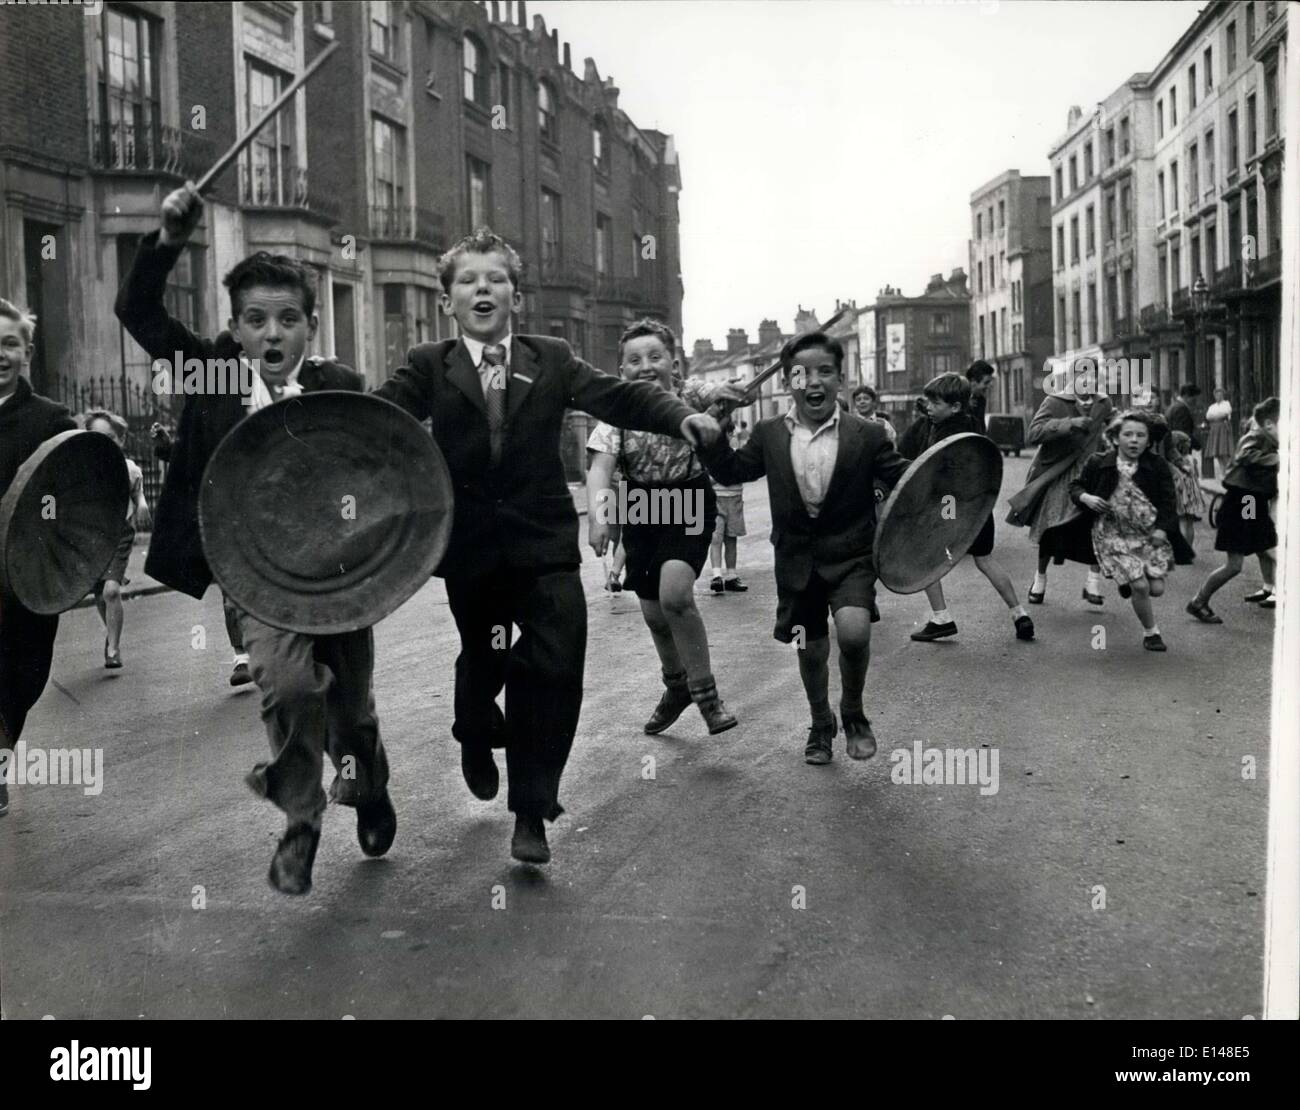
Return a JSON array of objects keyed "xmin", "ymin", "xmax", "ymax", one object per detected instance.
[
  {"xmin": 1129, "ymin": 578, "xmax": 1150, "ymax": 598},
  {"xmin": 658, "ymin": 587, "xmax": 697, "ymax": 620},
  {"xmin": 1148, "ymin": 577, "xmax": 1165, "ymax": 597}
]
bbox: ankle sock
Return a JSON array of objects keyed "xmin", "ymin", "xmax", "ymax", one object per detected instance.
[
  {"xmin": 1032, "ymin": 571, "xmax": 1047, "ymax": 592},
  {"xmin": 930, "ymin": 609, "xmax": 952, "ymax": 625},
  {"xmin": 1010, "ymin": 604, "xmax": 1028, "ymax": 620},
  {"xmin": 1144, "ymin": 624, "xmax": 1160, "ymax": 637},
  {"xmin": 1085, "ymin": 571, "xmax": 1103, "ymax": 594},
  {"xmin": 234, "ymin": 653, "xmax": 250, "ymax": 666}
]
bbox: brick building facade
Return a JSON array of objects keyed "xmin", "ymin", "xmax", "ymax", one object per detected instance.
[{"xmin": 0, "ymin": 0, "xmax": 684, "ymax": 420}]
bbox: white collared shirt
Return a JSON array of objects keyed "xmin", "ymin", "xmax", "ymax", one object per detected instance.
[
  {"xmin": 461, "ymin": 334, "xmax": 513, "ymax": 399},
  {"xmin": 784, "ymin": 404, "xmax": 841, "ymax": 518},
  {"xmin": 247, "ymin": 353, "xmax": 306, "ymax": 413}
]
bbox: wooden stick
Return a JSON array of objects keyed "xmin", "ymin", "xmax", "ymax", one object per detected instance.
[
  {"xmin": 193, "ymin": 40, "xmax": 340, "ymax": 196},
  {"xmin": 705, "ymin": 306, "xmax": 852, "ymax": 420}
]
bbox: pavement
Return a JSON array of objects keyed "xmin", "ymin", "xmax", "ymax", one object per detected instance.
[{"xmin": 0, "ymin": 457, "xmax": 1273, "ymax": 1018}]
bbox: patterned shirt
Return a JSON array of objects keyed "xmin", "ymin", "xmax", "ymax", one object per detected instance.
[
  {"xmin": 783, "ymin": 404, "xmax": 841, "ymax": 518},
  {"xmin": 587, "ymin": 377, "xmax": 724, "ymax": 483}
]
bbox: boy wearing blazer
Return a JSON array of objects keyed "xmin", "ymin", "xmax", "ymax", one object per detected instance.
[
  {"xmin": 700, "ymin": 333, "xmax": 910, "ymax": 765},
  {"xmin": 374, "ymin": 228, "xmax": 720, "ymax": 865},
  {"xmin": 116, "ymin": 185, "xmax": 392, "ymax": 896},
  {"xmin": 0, "ymin": 299, "xmax": 79, "ymax": 816}
]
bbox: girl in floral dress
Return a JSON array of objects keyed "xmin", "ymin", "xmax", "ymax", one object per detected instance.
[
  {"xmin": 1070, "ymin": 410, "xmax": 1193, "ymax": 652},
  {"xmin": 1165, "ymin": 429, "xmax": 1207, "ymax": 547}
]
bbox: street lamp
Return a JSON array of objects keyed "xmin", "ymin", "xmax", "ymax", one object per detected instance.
[{"xmin": 1191, "ymin": 274, "xmax": 1210, "ymax": 394}]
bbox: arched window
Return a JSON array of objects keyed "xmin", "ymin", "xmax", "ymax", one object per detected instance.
[
  {"xmin": 538, "ymin": 80, "xmax": 558, "ymax": 144},
  {"xmin": 592, "ymin": 117, "xmax": 608, "ymax": 173},
  {"xmin": 463, "ymin": 35, "xmax": 486, "ymax": 104}
]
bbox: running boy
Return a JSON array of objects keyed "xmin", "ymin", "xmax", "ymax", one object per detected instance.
[
  {"xmin": 116, "ymin": 184, "xmax": 393, "ymax": 895},
  {"xmin": 907, "ymin": 373, "xmax": 1035, "ymax": 643},
  {"xmin": 374, "ymin": 229, "xmax": 720, "ymax": 864},
  {"xmin": 81, "ymin": 409, "xmax": 151, "ymax": 669},
  {"xmin": 1187, "ymin": 396, "xmax": 1281, "ymax": 623},
  {"xmin": 587, "ymin": 319, "xmax": 741, "ymax": 736},
  {"xmin": 700, "ymin": 332, "xmax": 909, "ymax": 764}
]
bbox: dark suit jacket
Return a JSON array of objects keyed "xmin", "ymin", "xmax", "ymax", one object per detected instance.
[
  {"xmin": 0, "ymin": 377, "xmax": 77, "ymax": 500},
  {"xmin": 701, "ymin": 411, "xmax": 910, "ymax": 591},
  {"xmin": 1069, "ymin": 448, "xmax": 1195, "ymax": 564},
  {"xmin": 374, "ymin": 336, "xmax": 695, "ymax": 578},
  {"xmin": 115, "ymin": 230, "xmax": 363, "ymax": 599},
  {"xmin": 1165, "ymin": 398, "xmax": 1201, "ymax": 451}
]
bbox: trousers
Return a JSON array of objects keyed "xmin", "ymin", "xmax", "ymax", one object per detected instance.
[
  {"xmin": 238, "ymin": 611, "xmax": 388, "ymax": 823},
  {"xmin": 445, "ymin": 567, "xmax": 586, "ymax": 821},
  {"xmin": 0, "ymin": 599, "xmax": 59, "ymax": 746}
]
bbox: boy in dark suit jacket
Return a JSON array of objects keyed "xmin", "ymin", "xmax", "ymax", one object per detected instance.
[
  {"xmin": 700, "ymin": 333, "xmax": 910, "ymax": 765},
  {"xmin": 0, "ymin": 299, "xmax": 78, "ymax": 814},
  {"xmin": 374, "ymin": 228, "xmax": 719, "ymax": 865},
  {"xmin": 116, "ymin": 185, "xmax": 392, "ymax": 895}
]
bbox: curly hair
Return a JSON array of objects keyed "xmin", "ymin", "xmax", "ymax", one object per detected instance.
[
  {"xmin": 618, "ymin": 318, "xmax": 678, "ymax": 362},
  {"xmin": 436, "ymin": 227, "xmax": 523, "ymax": 292},
  {"xmin": 1105, "ymin": 408, "xmax": 1167, "ymax": 449}
]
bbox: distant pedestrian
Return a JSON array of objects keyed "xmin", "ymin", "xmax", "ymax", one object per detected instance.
[
  {"xmin": 1187, "ymin": 396, "xmax": 1281, "ymax": 622},
  {"xmin": 708, "ymin": 415, "xmax": 748, "ymax": 593},
  {"xmin": 1203, "ymin": 387, "xmax": 1234, "ymax": 479},
  {"xmin": 82, "ymin": 409, "xmax": 151, "ymax": 668},
  {"xmin": 1071, "ymin": 410, "xmax": 1192, "ymax": 652},
  {"xmin": 1164, "ymin": 429, "xmax": 1207, "ymax": 548},
  {"xmin": 965, "ymin": 359, "xmax": 996, "ymax": 432},
  {"xmin": 1166, "ymin": 382, "xmax": 1203, "ymax": 475}
]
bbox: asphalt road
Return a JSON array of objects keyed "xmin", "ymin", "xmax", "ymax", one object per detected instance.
[{"xmin": 0, "ymin": 456, "xmax": 1273, "ymax": 1018}]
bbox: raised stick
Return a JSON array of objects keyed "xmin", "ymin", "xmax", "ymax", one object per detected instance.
[{"xmin": 193, "ymin": 40, "xmax": 340, "ymax": 195}]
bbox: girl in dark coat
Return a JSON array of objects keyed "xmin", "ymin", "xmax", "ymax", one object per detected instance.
[{"xmin": 1070, "ymin": 410, "xmax": 1194, "ymax": 652}]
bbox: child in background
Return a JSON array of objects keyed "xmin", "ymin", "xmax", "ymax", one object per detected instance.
[
  {"xmin": 907, "ymin": 374, "xmax": 1034, "ymax": 643},
  {"xmin": 709, "ymin": 413, "xmax": 748, "ymax": 593},
  {"xmin": 587, "ymin": 319, "xmax": 741, "ymax": 736},
  {"xmin": 1072, "ymin": 410, "xmax": 1191, "ymax": 651},
  {"xmin": 1164, "ymin": 429, "xmax": 1207, "ymax": 548},
  {"xmin": 1187, "ymin": 396, "xmax": 1281, "ymax": 621},
  {"xmin": 82, "ymin": 409, "xmax": 151, "ymax": 668}
]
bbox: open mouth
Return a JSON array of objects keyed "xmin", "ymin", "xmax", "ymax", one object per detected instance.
[
  {"xmin": 262, "ymin": 349, "xmax": 285, "ymax": 368},
  {"xmin": 472, "ymin": 300, "xmax": 497, "ymax": 318},
  {"xmin": 804, "ymin": 389, "xmax": 827, "ymax": 407}
]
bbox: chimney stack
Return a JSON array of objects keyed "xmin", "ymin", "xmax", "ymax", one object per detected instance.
[
  {"xmin": 563, "ymin": 42, "xmax": 572, "ymax": 70},
  {"xmin": 758, "ymin": 318, "xmax": 783, "ymax": 348},
  {"xmin": 726, "ymin": 328, "xmax": 750, "ymax": 355},
  {"xmin": 490, "ymin": 1, "xmax": 500, "ymax": 21},
  {"xmin": 518, "ymin": 0, "xmax": 527, "ymax": 25}
]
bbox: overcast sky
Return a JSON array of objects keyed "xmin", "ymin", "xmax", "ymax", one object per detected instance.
[{"xmin": 526, "ymin": 0, "xmax": 1203, "ymax": 346}]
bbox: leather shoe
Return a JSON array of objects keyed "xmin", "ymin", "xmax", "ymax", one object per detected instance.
[
  {"xmin": 1142, "ymin": 633, "xmax": 1167, "ymax": 652},
  {"xmin": 511, "ymin": 814, "xmax": 551, "ymax": 864},
  {"xmin": 1186, "ymin": 599, "xmax": 1223, "ymax": 624},
  {"xmin": 461, "ymin": 744, "xmax": 499, "ymax": 800},
  {"xmin": 356, "ymin": 790, "xmax": 397, "ymax": 857},
  {"xmin": 910, "ymin": 620, "xmax": 957, "ymax": 642},
  {"xmin": 1027, "ymin": 583, "xmax": 1045, "ymax": 604},
  {"xmin": 1014, "ymin": 615, "xmax": 1035, "ymax": 641},
  {"xmin": 842, "ymin": 711, "xmax": 877, "ymax": 760},
  {"xmin": 1244, "ymin": 588, "xmax": 1272, "ymax": 604},
  {"xmin": 1081, "ymin": 587, "xmax": 1104, "ymax": 605},
  {"xmin": 805, "ymin": 716, "xmax": 837, "ymax": 765},
  {"xmin": 268, "ymin": 821, "xmax": 321, "ymax": 896},
  {"xmin": 229, "ymin": 661, "xmax": 253, "ymax": 686}
]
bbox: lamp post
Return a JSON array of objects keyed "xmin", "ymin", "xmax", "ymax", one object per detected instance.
[{"xmin": 1191, "ymin": 274, "xmax": 1210, "ymax": 394}]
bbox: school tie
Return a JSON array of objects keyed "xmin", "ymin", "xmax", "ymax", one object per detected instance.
[{"xmin": 482, "ymin": 343, "xmax": 508, "ymax": 465}]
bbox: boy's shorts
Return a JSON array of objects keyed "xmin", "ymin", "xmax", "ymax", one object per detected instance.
[
  {"xmin": 774, "ymin": 558, "xmax": 879, "ymax": 643},
  {"xmin": 94, "ymin": 522, "xmax": 136, "ymax": 591},
  {"xmin": 712, "ymin": 494, "xmax": 746, "ymax": 539},
  {"xmin": 967, "ymin": 512, "xmax": 995, "ymax": 558}
]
